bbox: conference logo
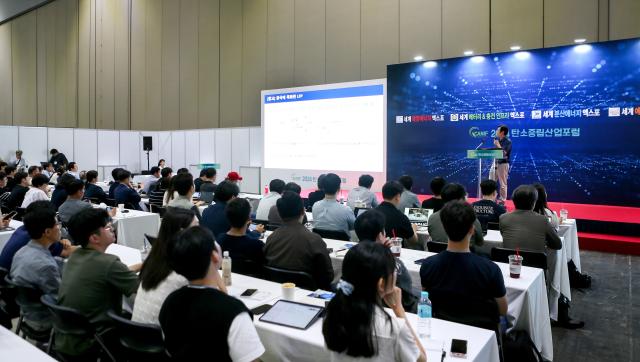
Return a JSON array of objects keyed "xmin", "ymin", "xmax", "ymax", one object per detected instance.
[{"xmin": 469, "ymin": 127, "xmax": 488, "ymax": 138}]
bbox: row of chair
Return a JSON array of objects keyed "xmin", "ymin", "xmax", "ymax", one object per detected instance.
[{"xmin": 426, "ymin": 241, "xmax": 548, "ymax": 271}]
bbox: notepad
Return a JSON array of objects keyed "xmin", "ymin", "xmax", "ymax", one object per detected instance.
[{"xmin": 106, "ymin": 244, "xmax": 142, "ymax": 267}]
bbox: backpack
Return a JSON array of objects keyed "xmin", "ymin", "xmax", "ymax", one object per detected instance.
[{"xmin": 502, "ymin": 330, "xmax": 543, "ymax": 362}]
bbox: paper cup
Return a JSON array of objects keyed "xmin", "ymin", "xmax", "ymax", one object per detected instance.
[
  {"xmin": 282, "ymin": 282, "xmax": 296, "ymax": 300},
  {"xmin": 118, "ymin": 204, "xmax": 125, "ymax": 211},
  {"xmin": 390, "ymin": 237, "xmax": 402, "ymax": 257},
  {"xmin": 508, "ymin": 255, "xmax": 523, "ymax": 279}
]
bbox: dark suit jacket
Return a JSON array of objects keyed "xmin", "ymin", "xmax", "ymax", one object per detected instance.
[{"xmin": 499, "ymin": 210, "xmax": 562, "ymax": 252}]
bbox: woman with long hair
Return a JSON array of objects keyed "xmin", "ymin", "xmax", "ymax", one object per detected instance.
[
  {"xmin": 132, "ymin": 208, "xmax": 197, "ymax": 324},
  {"xmin": 532, "ymin": 183, "xmax": 559, "ymax": 230},
  {"xmin": 322, "ymin": 242, "xmax": 426, "ymax": 362}
]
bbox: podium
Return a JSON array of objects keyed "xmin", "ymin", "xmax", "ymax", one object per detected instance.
[{"xmin": 467, "ymin": 149, "xmax": 503, "ymax": 198}]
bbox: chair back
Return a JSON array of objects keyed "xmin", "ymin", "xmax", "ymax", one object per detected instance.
[
  {"xmin": 430, "ymin": 293, "xmax": 500, "ymax": 333},
  {"xmin": 490, "ymin": 247, "xmax": 548, "ymax": 270},
  {"xmin": 150, "ymin": 204, "xmax": 167, "ymax": 217},
  {"xmin": 487, "ymin": 222, "xmax": 500, "ymax": 231},
  {"xmin": 107, "ymin": 310, "xmax": 167, "ymax": 357},
  {"xmin": 312, "ymin": 228, "xmax": 350, "ymax": 241},
  {"xmin": 264, "ymin": 265, "xmax": 317, "ymax": 290},
  {"xmin": 105, "ymin": 198, "xmax": 117, "ymax": 207},
  {"xmin": 86, "ymin": 197, "xmax": 101, "ymax": 205},
  {"xmin": 40, "ymin": 294, "xmax": 95, "ymax": 336},
  {"xmin": 14, "ymin": 207, "xmax": 26, "ymax": 221},
  {"xmin": 232, "ymin": 259, "xmax": 264, "ymax": 278},
  {"xmin": 426, "ymin": 241, "xmax": 448, "ymax": 253},
  {"xmin": 0, "ymin": 269, "xmax": 19, "ymax": 318},
  {"xmin": 144, "ymin": 234, "xmax": 157, "ymax": 246}
]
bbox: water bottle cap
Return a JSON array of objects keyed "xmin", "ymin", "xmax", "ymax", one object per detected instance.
[
  {"xmin": 421, "ymin": 291, "xmax": 428, "ymax": 298},
  {"xmin": 223, "ymin": 251, "xmax": 229, "ymax": 257}
]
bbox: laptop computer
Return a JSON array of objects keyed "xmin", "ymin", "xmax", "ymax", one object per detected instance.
[{"xmin": 404, "ymin": 207, "xmax": 433, "ymax": 226}]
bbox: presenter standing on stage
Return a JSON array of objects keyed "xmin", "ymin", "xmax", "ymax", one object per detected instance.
[{"xmin": 490, "ymin": 125, "xmax": 512, "ymax": 202}]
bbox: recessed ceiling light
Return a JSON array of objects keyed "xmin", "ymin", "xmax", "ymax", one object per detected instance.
[
  {"xmin": 413, "ymin": 55, "xmax": 424, "ymax": 61},
  {"xmin": 423, "ymin": 61, "xmax": 438, "ymax": 68},
  {"xmin": 574, "ymin": 38, "xmax": 587, "ymax": 44},
  {"xmin": 463, "ymin": 50, "xmax": 474, "ymax": 56},
  {"xmin": 510, "ymin": 45, "xmax": 521, "ymax": 51}
]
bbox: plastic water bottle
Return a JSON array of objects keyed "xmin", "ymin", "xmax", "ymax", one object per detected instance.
[
  {"xmin": 222, "ymin": 251, "xmax": 232, "ymax": 286},
  {"xmin": 417, "ymin": 291, "xmax": 432, "ymax": 338}
]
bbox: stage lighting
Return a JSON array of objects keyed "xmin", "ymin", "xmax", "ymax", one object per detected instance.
[
  {"xmin": 574, "ymin": 44, "xmax": 592, "ymax": 53},
  {"xmin": 510, "ymin": 45, "xmax": 521, "ymax": 51},
  {"xmin": 463, "ymin": 50, "xmax": 474, "ymax": 56},
  {"xmin": 470, "ymin": 56, "xmax": 485, "ymax": 63},
  {"xmin": 574, "ymin": 38, "xmax": 587, "ymax": 43},
  {"xmin": 414, "ymin": 55, "xmax": 424, "ymax": 61},
  {"xmin": 514, "ymin": 51, "xmax": 531, "ymax": 60},
  {"xmin": 423, "ymin": 61, "xmax": 438, "ymax": 68}
]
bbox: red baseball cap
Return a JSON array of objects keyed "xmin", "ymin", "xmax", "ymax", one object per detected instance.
[{"xmin": 227, "ymin": 171, "xmax": 243, "ymax": 181}]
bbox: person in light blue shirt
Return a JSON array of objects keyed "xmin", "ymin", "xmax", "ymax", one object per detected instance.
[
  {"xmin": 397, "ymin": 175, "xmax": 420, "ymax": 212},
  {"xmin": 347, "ymin": 174, "xmax": 379, "ymax": 210},
  {"xmin": 312, "ymin": 173, "xmax": 355, "ymax": 234}
]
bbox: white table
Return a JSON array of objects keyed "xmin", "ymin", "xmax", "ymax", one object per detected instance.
[
  {"xmin": 112, "ymin": 209, "xmax": 160, "ymax": 249},
  {"xmin": 0, "ymin": 219, "xmax": 23, "ymax": 253},
  {"xmin": 321, "ymin": 238, "xmax": 554, "ymax": 361},
  {"xmin": 229, "ymin": 272, "xmax": 500, "ymax": 362},
  {"xmin": 0, "ymin": 325, "xmax": 57, "ymax": 362}
]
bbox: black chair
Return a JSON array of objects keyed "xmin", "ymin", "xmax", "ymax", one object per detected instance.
[
  {"xmin": 487, "ymin": 222, "xmax": 500, "ymax": 231},
  {"xmin": 40, "ymin": 294, "xmax": 116, "ymax": 362},
  {"xmin": 426, "ymin": 241, "xmax": 448, "ymax": 253},
  {"xmin": 85, "ymin": 197, "xmax": 101, "ymax": 205},
  {"xmin": 354, "ymin": 207, "xmax": 371, "ymax": 217},
  {"xmin": 107, "ymin": 310, "xmax": 168, "ymax": 362},
  {"xmin": 490, "ymin": 247, "xmax": 548, "ymax": 271},
  {"xmin": 12, "ymin": 283, "xmax": 53, "ymax": 348},
  {"xmin": 264, "ymin": 265, "xmax": 317, "ymax": 291},
  {"xmin": 105, "ymin": 198, "xmax": 117, "ymax": 207},
  {"xmin": 312, "ymin": 228, "xmax": 350, "ymax": 241},
  {"xmin": 0, "ymin": 269, "xmax": 20, "ymax": 329},
  {"xmin": 431, "ymin": 293, "xmax": 501, "ymax": 333},
  {"xmin": 144, "ymin": 234, "xmax": 157, "ymax": 247},
  {"xmin": 149, "ymin": 204, "xmax": 167, "ymax": 218},
  {"xmin": 14, "ymin": 207, "xmax": 26, "ymax": 221},
  {"xmin": 232, "ymin": 259, "xmax": 264, "ymax": 278}
]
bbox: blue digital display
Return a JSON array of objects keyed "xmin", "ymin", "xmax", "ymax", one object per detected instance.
[{"xmin": 387, "ymin": 38, "xmax": 640, "ymax": 207}]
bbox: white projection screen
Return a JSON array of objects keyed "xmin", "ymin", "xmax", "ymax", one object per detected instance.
[{"xmin": 261, "ymin": 79, "xmax": 386, "ymax": 191}]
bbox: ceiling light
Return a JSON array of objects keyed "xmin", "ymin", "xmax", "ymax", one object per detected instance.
[
  {"xmin": 574, "ymin": 38, "xmax": 587, "ymax": 44},
  {"xmin": 423, "ymin": 61, "xmax": 438, "ymax": 68},
  {"xmin": 463, "ymin": 50, "xmax": 474, "ymax": 56},
  {"xmin": 510, "ymin": 45, "xmax": 521, "ymax": 51},
  {"xmin": 413, "ymin": 55, "xmax": 424, "ymax": 61}
]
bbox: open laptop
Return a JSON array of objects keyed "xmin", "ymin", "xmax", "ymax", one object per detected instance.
[{"xmin": 404, "ymin": 207, "xmax": 433, "ymax": 227}]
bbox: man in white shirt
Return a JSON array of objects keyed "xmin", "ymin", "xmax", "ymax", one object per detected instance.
[
  {"xmin": 9, "ymin": 150, "xmax": 28, "ymax": 172},
  {"xmin": 255, "ymin": 179, "xmax": 285, "ymax": 220},
  {"xmin": 397, "ymin": 175, "xmax": 420, "ymax": 212},
  {"xmin": 142, "ymin": 166, "xmax": 161, "ymax": 194},
  {"xmin": 312, "ymin": 173, "xmax": 356, "ymax": 235},
  {"xmin": 159, "ymin": 226, "xmax": 265, "ymax": 362},
  {"xmin": 67, "ymin": 162, "xmax": 80, "ymax": 180},
  {"xmin": 21, "ymin": 174, "xmax": 50, "ymax": 208},
  {"xmin": 347, "ymin": 174, "xmax": 379, "ymax": 210}
]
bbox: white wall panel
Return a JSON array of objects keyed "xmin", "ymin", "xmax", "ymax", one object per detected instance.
[
  {"xmin": 249, "ymin": 127, "xmax": 263, "ymax": 167},
  {"xmin": 120, "ymin": 131, "xmax": 142, "ymax": 172},
  {"xmin": 231, "ymin": 128, "xmax": 250, "ymax": 171},
  {"xmin": 97, "ymin": 130, "xmax": 120, "ymax": 165},
  {"xmin": 73, "ymin": 129, "xmax": 98, "ymax": 172},
  {"xmin": 198, "ymin": 129, "xmax": 215, "ymax": 164},
  {"xmin": 139, "ymin": 131, "xmax": 159, "ymax": 171},
  {"xmin": 214, "ymin": 129, "xmax": 232, "ymax": 177},
  {"xmin": 170, "ymin": 131, "xmax": 186, "ymax": 170},
  {"xmin": 18, "ymin": 127, "xmax": 48, "ymax": 165},
  {"xmin": 47, "ymin": 128, "xmax": 75, "ymax": 162},
  {"xmin": 158, "ymin": 131, "xmax": 172, "ymax": 167},
  {"xmin": 185, "ymin": 130, "xmax": 200, "ymax": 169},
  {"xmin": 0, "ymin": 126, "xmax": 19, "ymax": 162}
]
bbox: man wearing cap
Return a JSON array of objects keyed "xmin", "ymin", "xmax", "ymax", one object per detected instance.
[{"xmin": 226, "ymin": 171, "xmax": 243, "ymax": 184}]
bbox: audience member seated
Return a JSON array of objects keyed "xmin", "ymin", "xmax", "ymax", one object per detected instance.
[
  {"xmin": 347, "ymin": 174, "xmax": 379, "ymax": 209},
  {"xmin": 148, "ymin": 171, "xmax": 172, "ymax": 209},
  {"xmin": 375, "ymin": 181, "xmax": 419, "ymax": 248},
  {"xmin": 107, "ymin": 167, "xmax": 124, "ymax": 198},
  {"xmin": 0, "ymin": 172, "xmax": 9, "ymax": 210},
  {"xmin": 267, "ymin": 182, "xmax": 308, "ymax": 225},
  {"xmin": 0, "ymin": 161, "xmax": 6, "ymax": 173},
  {"xmin": 57, "ymin": 209, "xmax": 141, "ymax": 356},
  {"xmin": 159, "ymin": 226, "xmax": 265, "ymax": 361},
  {"xmin": 49, "ymin": 166, "xmax": 64, "ymax": 185},
  {"xmin": 533, "ymin": 183, "xmax": 559, "ymax": 230},
  {"xmin": 255, "ymin": 178, "xmax": 285, "ymax": 220},
  {"xmin": 201, "ymin": 181, "xmax": 239, "ymax": 237},
  {"xmin": 427, "ymin": 183, "xmax": 484, "ymax": 249},
  {"xmin": 8, "ymin": 172, "xmax": 29, "ymax": 210},
  {"xmin": 132, "ymin": 208, "xmax": 195, "ymax": 325},
  {"xmin": 0, "ymin": 171, "xmax": 8, "ymax": 194},
  {"xmin": 4, "ymin": 166, "xmax": 17, "ymax": 190},
  {"xmin": 21, "ymin": 174, "xmax": 50, "ymax": 208},
  {"xmin": 66, "ymin": 162, "xmax": 80, "ymax": 180},
  {"xmin": 420, "ymin": 201, "xmax": 507, "ymax": 328},
  {"xmin": 307, "ymin": 174, "xmax": 326, "ymax": 210},
  {"xmin": 312, "ymin": 173, "xmax": 355, "ymax": 235},
  {"xmin": 265, "ymin": 191, "xmax": 334, "ymax": 290},
  {"xmin": 421, "ymin": 177, "xmax": 446, "ymax": 212},
  {"xmin": 472, "ymin": 179, "xmax": 506, "ymax": 231},
  {"xmin": 50, "ymin": 173, "xmax": 76, "ymax": 211},
  {"xmin": 177, "ymin": 168, "xmax": 190, "ymax": 175},
  {"xmin": 158, "ymin": 159, "xmax": 166, "ymax": 169},
  {"xmin": 84, "ymin": 170, "xmax": 108, "ymax": 204},
  {"xmin": 142, "ymin": 166, "xmax": 161, "ymax": 194},
  {"xmin": 225, "ymin": 171, "xmax": 242, "ymax": 184},
  {"xmin": 42, "ymin": 163, "xmax": 55, "ymax": 181},
  {"xmin": 27, "ymin": 165, "xmax": 41, "ymax": 183},
  {"xmin": 9, "ymin": 150, "xmax": 28, "ymax": 171},
  {"xmin": 194, "ymin": 167, "xmax": 217, "ymax": 192},
  {"xmin": 113, "ymin": 170, "xmax": 142, "ymax": 210},
  {"xmin": 58, "ymin": 179, "xmax": 92, "ymax": 224},
  {"xmin": 49, "ymin": 148, "xmax": 68, "ymax": 169},
  {"xmin": 397, "ymin": 175, "xmax": 420, "ymax": 211},
  {"xmin": 323, "ymin": 242, "xmax": 426, "ymax": 362},
  {"xmin": 355, "ymin": 209, "xmax": 417, "ymax": 312},
  {"xmin": 500, "ymin": 185, "xmax": 561, "ymax": 253},
  {"xmin": 9, "ymin": 202, "xmax": 64, "ymax": 332},
  {"xmin": 166, "ymin": 173, "xmax": 201, "ymax": 219},
  {"xmin": 0, "ymin": 201, "xmax": 73, "ymax": 272},
  {"xmin": 217, "ymin": 198, "xmax": 265, "ymax": 266}
]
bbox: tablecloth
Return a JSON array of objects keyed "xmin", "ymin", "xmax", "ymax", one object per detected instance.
[
  {"xmin": 112, "ymin": 210, "xmax": 160, "ymax": 249},
  {"xmin": 0, "ymin": 220, "xmax": 23, "ymax": 253}
]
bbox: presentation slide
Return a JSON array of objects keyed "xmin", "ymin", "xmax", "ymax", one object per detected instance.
[
  {"xmin": 387, "ymin": 38, "xmax": 640, "ymax": 207},
  {"xmin": 262, "ymin": 80, "xmax": 386, "ymax": 191}
]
